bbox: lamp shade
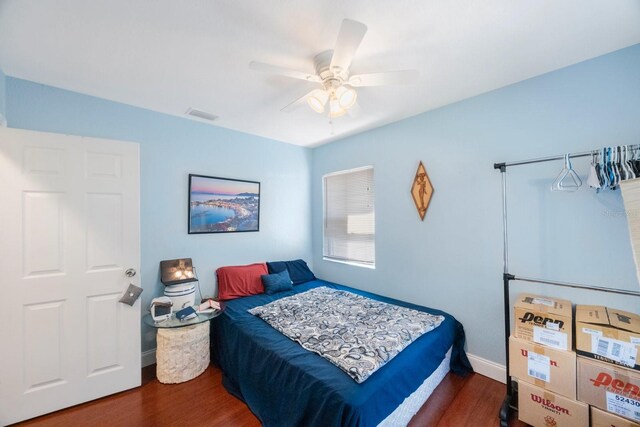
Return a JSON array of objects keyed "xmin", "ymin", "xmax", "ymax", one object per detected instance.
[
  {"xmin": 329, "ymin": 96, "xmax": 347, "ymax": 118},
  {"xmin": 336, "ymin": 86, "xmax": 357, "ymax": 109},
  {"xmin": 307, "ymin": 89, "xmax": 329, "ymax": 113},
  {"xmin": 160, "ymin": 258, "xmax": 197, "ymax": 286}
]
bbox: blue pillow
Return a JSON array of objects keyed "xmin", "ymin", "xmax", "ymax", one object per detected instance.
[
  {"xmin": 267, "ymin": 259, "xmax": 315, "ymax": 285},
  {"xmin": 261, "ymin": 269, "xmax": 293, "ymax": 295}
]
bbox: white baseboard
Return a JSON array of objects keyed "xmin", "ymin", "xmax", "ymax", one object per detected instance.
[
  {"xmin": 467, "ymin": 353, "xmax": 506, "ymax": 384},
  {"xmin": 141, "ymin": 349, "xmax": 156, "ymax": 367}
]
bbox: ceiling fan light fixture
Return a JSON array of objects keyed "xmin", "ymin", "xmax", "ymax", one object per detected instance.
[
  {"xmin": 336, "ymin": 86, "xmax": 357, "ymax": 110},
  {"xmin": 329, "ymin": 96, "xmax": 347, "ymax": 118},
  {"xmin": 307, "ymin": 89, "xmax": 329, "ymax": 113},
  {"xmin": 249, "ymin": 19, "xmax": 419, "ymax": 122}
]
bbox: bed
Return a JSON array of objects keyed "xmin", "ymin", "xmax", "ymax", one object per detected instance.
[{"xmin": 210, "ymin": 264, "xmax": 471, "ymax": 427}]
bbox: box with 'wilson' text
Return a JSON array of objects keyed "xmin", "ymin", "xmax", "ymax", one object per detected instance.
[
  {"xmin": 518, "ymin": 381, "xmax": 588, "ymax": 427},
  {"xmin": 591, "ymin": 406, "xmax": 640, "ymax": 427},
  {"xmin": 575, "ymin": 305, "xmax": 640, "ymax": 372},
  {"xmin": 514, "ymin": 293, "xmax": 573, "ymax": 351},
  {"xmin": 577, "ymin": 357, "xmax": 640, "ymax": 423},
  {"xmin": 509, "ymin": 335, "xmax": 577, "ymax": 399}
]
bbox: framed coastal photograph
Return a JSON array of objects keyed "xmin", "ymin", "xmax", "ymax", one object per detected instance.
[{"xmin": 188, "ymin": 174, "xmax": 260, "ymax": 234}]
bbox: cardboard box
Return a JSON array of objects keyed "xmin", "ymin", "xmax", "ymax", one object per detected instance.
[
  {"xmin": 514, "ymin": 293, "xmax": 573, "ymax": 351},
  {"xmin": 591, "ymin": 406, "xmax": 640, "ymax": 427},
  {"xmin": 518, "ymin": 381, "xmax": 588, "ymax": 427},
  {"xmin": 576, "ymin": 305, "xmax": 640, "ymax": 372},
  {"xmin": 577, "ymin": 357, "xmax": 640, "ymax": 423},
  {"xmin": 509, "ymin": 335, "xmax": 577, "ymax": 399}
]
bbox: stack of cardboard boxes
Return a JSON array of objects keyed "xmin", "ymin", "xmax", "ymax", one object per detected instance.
[
  {"xmin": 511, "ymin": 293, "xmax": 588, "ymax": 426},
  {"xmin": 575, "ymin": 305, "xmax": 640, "ymax": 427},
  {"xmin": 510, "ymin": 293, "xmax": 640, "ymax": 427}
]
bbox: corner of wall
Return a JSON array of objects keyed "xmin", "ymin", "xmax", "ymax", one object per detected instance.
[
  {"xmin": 141, "ymin": 348, "xmax": 156, "ymax": 367},
  {"xmin": 0, "ymin": 67, "xmax": 6, "ymax": 126}
]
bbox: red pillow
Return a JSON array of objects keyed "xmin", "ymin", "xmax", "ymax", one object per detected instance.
[{"xmin": 217, "ymin": 263, "xmax": 267, "ymax": 301}]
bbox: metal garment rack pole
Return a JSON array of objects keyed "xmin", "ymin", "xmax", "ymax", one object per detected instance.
[
  {"xmin": 493, "ymin": 149, "xmax": 640, "ymax": 427},
  {"xmin": 514, "ymin": 276, "xmax": 640, "ymax": 297},
  {"xmin": 496, "ymin": 151, "xmax": 592, "ymax": 168}
]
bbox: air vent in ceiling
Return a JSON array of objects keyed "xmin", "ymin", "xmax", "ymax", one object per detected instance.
[{"xmin": 185, "ymin": 108, "xmax": 218, "ymax": 122}]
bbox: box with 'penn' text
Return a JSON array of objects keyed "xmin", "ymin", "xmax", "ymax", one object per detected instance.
[
  {"xmin": 518, "ymin": 381, "xmax": 588, "ymax": 427},
  {"xmin": 514, "ymin": 293, "xmax": 573, "ymax": 351},
  {"xmin": 577, "ymin": 357, "xmax": 640, "ymax": 423},
  {"xmin": 509, "ymin": 335, "xmax": 577, "ymax": 399}
]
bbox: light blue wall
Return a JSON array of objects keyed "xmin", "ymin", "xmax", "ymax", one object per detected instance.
[
  {"xmin": 312, "ymin": 44, "xmax": 640, "ymax": 365},
  {"xmin": 6, "ymin": 78, "xmax": 313, "ymax": 353}
]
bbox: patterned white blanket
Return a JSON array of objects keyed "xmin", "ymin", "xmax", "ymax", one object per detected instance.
[{"xmin": 248, "ymin": 287, "xmax": 444, "ymax": 383}]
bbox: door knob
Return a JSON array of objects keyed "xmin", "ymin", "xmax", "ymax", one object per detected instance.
[{"xmin": 125, "ymin": 268, "xmax": 137, "ymax": 278}]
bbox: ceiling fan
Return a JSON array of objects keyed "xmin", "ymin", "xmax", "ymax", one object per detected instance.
[{"xmin": 249, "ymin": 19, "xmax": 419, "ymax": 119}]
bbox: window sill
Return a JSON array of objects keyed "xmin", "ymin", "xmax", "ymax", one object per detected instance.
[{"xmin": 322, "ymin": 257, "xmax": 375, "ymax": 270}]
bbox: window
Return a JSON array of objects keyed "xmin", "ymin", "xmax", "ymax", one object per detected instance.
[{"xmin": 323, "ymin": 166, "xmax": 375, "ymax": 268}]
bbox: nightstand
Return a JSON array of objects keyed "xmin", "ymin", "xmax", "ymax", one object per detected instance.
[{"xmin": 143, "ymin": 309, "xmax": 223, "ymax": 384}]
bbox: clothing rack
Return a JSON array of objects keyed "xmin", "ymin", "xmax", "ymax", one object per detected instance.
[{"xmin": 493, "ymin": 148, "xmax": 640, "ymax": 427}]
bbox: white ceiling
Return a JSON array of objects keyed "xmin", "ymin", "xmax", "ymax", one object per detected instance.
[{"xmin": 0, "ymin": 1, "xmax": 639, "ymax": 147}]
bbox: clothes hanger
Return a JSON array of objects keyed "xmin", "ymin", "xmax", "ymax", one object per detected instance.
[
  {"xmin": 551, "ymin": 154, "xmax": 582, "ymax": 192},
  {"xmin": 595, "ymin": 151, "xmax": 605, "ymax": 189},
  {"xmin": 601, "ymin": 147, "xmax": 610, "ymax": 189},
  {"xmin": 612, "ymin": 147, "xmax": 621, "ymax": 187},
  {"xmin": 599, "ymin": 148, "xmax": 609, "ymax": 189},
  {"xmin": 626, "ymin": 146, "xmax": 637, "ymax": 179},
  {"xmin": 617, "ymin": 147, "xmax": 623, "ymax": 181},
  {"xmin": 623, "ymin": 146, "xmax": 635, "ymax": 180},
  {"xmin": 606, "ymin": 147, "xmax": 616, "ymax": 189},
  {"xmin": 616, "ymin": 147, "xmax": 623, "ymax": 185},
  {"xmin": 619, "ymin": 146, "xmax": 629, "ymax": 181},
  {"xmin": 587, "ymin": 151, "xmax": 601, "ymax": 189},
  {"xmin": 630, "ymin": 146, "xmax": 640, "ymax": 176}
]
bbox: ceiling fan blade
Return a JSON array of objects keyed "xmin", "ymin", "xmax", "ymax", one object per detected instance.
[
  {"xmin": 280, "ymin": 90, "xmax": 316, "ymax": 112},
  {"xmin": 249, "ymin": 61, "xmax": 321, "ymax": 83},
  {"xmin": 330, "ymin": 19, "xmax": 367, "ymax": 75},
  {"xmin": 349, "ymin": 70, "xmax": 420, "ymax": 87}
]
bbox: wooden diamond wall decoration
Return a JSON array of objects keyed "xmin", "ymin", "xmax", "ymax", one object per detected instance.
[{"xmin": 411, "ymin": 161, "xmax": 433, "ymax": 221}]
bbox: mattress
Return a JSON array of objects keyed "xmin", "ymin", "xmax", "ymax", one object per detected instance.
[
  {"xmin": 378, "ymin": 347, "xmax": 452, "ymax": 426},
  {"xmin": 210, "ymin": 279, "xmax": 471, "ymax": 427}
]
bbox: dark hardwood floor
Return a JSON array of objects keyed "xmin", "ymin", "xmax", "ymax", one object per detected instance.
[{"xmin": 16, "ymin": 365, "xmax": 527, "ymax": 426}]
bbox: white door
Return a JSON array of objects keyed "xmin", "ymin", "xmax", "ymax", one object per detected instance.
[{"xmin": 0, "ymin": 128, "xmax": 141, "ymax": 424}]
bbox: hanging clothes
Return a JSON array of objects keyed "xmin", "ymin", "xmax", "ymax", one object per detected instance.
[{"xmin": 588, "ymin": 144, "xmax": 640, "ymax": 192}]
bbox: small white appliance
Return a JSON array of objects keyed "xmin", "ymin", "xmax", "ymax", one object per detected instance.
[
  {"xmin": 150, "ymin": 296, "xmax": 173, "ymax": 322},
  {"xmin": 164, "ymin": 282, "xmax": 196, "ymax": 310}
]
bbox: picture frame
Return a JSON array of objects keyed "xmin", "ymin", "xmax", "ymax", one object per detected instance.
[
  {"xmin": 188, "ymin": 174, "xmax": 260, "ymax": 234},
  {"xmin": 411, "ymin": 161, "xmax": 433, "ymax": 221}
]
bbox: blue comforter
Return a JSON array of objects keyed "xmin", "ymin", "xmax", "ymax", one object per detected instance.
[{"xmin": 210, "ymin": 279, "xmax": 472, "ymax": 427}]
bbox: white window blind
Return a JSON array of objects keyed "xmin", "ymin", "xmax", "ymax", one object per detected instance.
[{"xmin": 323, "ymin": 167, "xmax": 375, "ymax": 267}]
